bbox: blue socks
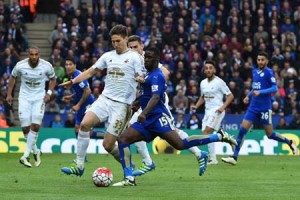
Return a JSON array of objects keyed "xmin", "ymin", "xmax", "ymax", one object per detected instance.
[
  {"xmin": 183, "ymin": 134, "xmax": 220, "ymax": 149},
  {"xmin": 233, "ymin": 127, "xmax": 248, "ymax": 158}
]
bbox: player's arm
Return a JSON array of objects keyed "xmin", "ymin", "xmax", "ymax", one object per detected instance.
[
  {"xmin": 253, "ymin": 85, "xmax": 278, "ymax": 96},
  {"xmin": 73, "ymin": 87, "xmax": 91, "ymax": 112},
  {"xmin": 218, "ymin": 93, "xmax": 234, "ymax": 113},
  {"xmin": 44, "ymin": 76, "xmax": 57, "ymax": 103},
  {"xmin": 193, "ymin": 95, "xmax": 205, "ymax": 110},
  {"xmin": 139, "ymin": 94, "xmax": 160, "ymax": 123},
  {"xmin": 6, "ymin": 75, "xmax": 16, "ymax": 105},
  {"xmin": 59, "ymin": 67, "xmax": 97, "ymax": 87},
  {"xmin": 160, "ymin": 65, "xmax": 170, "ymax": 81}
]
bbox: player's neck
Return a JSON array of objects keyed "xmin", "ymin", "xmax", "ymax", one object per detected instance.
[
  {"xmin": 207, "ymin": 75, "xmax": 215, "ymax": 82},
  {"xmin": 117, "ymin": 47, "xmax": 130, "ymax": 54},
  {"xmin": 28, "ymin": 60, "xmax": 39, "ymax": 68}
]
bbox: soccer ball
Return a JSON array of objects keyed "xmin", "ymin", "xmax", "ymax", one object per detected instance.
[{"xmin": 92, "ymin": 167, "xmax": 113, "ymax": 187}]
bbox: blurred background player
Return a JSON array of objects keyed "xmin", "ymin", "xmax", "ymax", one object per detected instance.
[
  {"xmin": 192, "ymin": 60, "xmax": 234, "ymax": 165},
  {"xmin": 128, "ymin": 35, "xmax": 203, "ymax": 176},
  {"xmin": 60, "ymin": 25, "xmax": 144, "ymax": 176},
  {"xmin": 222, "ymin": 52, "xmax": 298, "ymax": 165},
  {"xmin": 62, "ymin": 57, "xmax": 104, "ymax": 162},
  {"xmin": 6, "ymin": 46, "xmax": 56, "ymax": 167},
  {"xmin": 113, "ymin": 47, "xmax": 237, "ymax": 186}
]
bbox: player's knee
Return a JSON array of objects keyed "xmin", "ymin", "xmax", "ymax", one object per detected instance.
[
  {"xmin": 103, "ymin": 141, "xmax": 114, "ymax": 152},
  {"xmin": 80, "ymin": 122, "xmax": 91, "ymax": 132}
]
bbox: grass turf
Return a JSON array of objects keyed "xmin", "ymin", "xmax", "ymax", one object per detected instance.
[{"xmin": 0, "ymin": 153, "xmax": 299, "ymax": 200}]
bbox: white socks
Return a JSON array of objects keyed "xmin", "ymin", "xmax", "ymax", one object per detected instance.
[
  {"xmin": 208, "ymin": 142, "xmax": 216, "ymax": 161},
  {"xmin": 135, "ymin": 141, "xmax": 152, "ymax": 165},
  {"xmin": 23, "ymin": 130, "xmax": 38, "ymax": 158},
  {"xmin": 76, "ymin": 130, "xmax": 90, "ymax": 170},
  {"xmin": 177, "ymin": 129, "xmax": 201, "ymax": 158}
]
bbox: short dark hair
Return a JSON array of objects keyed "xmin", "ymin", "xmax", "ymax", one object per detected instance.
[
  {"xmin": 65, "ymin": 56, "xmax": 76, "ymax": 64},
  {"xmin": 257, "ymin": 51, "xmax": 268, "ymax": 58},
  {"xmin": 204, "ymin": 60, "xmax": 216, "ymax": 67},
  {"xmin": 128, "ymin": 35, "xmax": 142, "ymax": 44},
  {"xmin": 109, "ymin": 24, "xmax": 128, "ymax": 38},
  {"xmin": 145, "ymin": 47, "xmax": 160, "ymax": 59},
  {"xmin": 28, "ymin": 46, "xmax": 40, "ymax": 53}
]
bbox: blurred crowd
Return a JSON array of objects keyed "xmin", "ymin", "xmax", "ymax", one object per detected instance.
[{"xmin": 1, "ymin": 0, "xmax": 300, "ymax": 129}]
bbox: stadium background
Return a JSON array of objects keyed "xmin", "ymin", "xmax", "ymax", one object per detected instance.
[{"xmin": 0, "ymin": 0, "xmax": 299, "ymax": 154}]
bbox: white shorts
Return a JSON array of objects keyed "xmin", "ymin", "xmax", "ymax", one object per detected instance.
[
  {"xmin": 202, "ymin": 110, "xmax": 225, "ymax": 131},
  {"xmin": 88, "ymin": 95, "xmax": 131, "ymax": 136},
  {"xmin": 19, "ymin": 98, "xmax": 45, "ymax": 127},
  {"xmin": 129, "ymin": 108, "xmax": 142, "ymax": 125}
]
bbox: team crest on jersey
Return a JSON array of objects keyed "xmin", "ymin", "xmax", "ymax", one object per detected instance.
[
  {"xmin": 260, "ymin": 73, "xmax": 264, "ymax": 77},
  {"xmin": 109, "ymin": 59, "xmax": 112, "ymax": 62},
  {"xmin": 124, "ymin": 59, "xmax": 129, "ymax": 63}
]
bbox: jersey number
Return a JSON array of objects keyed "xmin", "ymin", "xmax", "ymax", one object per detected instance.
[
  {"xmin": 260, "ymin": 110, "xmax": 272, "ymax": 124},
  {"xmin": 159, "ymin": 116, "xmax": 169, "ymax": 127},
  {"xmin": 113, "ymin": 120, "xmax": 123, "ymax": 131}
]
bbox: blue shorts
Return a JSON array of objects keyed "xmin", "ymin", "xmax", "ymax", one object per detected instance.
[
  {"xmin": 131, "ymin": 113, "xmax": 175, "ymax": 142},
  {"xmin": 243, "ymin": 109, "xmax": 272, "ymax": 126}
]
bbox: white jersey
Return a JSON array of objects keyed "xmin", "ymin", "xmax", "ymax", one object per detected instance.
[
  {"xmin": 11, "ymin": 58, "xmax": 55, "ymax": 101},
  {"xmin": 200, "ymin": 76, "xmax": 231, "ymax": 112},
  {"xmin": 92, "ymin": 49, "xmax": 144, "ymax": 104}
]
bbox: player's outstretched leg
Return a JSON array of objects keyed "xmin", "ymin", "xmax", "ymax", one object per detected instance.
[
  {"xmin": 198, "ymin": 151, "xmax": 208, "ymax": 176},
  {"xmin": 33, "ymin": 150, "xmax": 42, "ymax": 167}
]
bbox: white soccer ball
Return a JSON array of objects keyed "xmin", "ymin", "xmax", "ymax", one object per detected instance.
[{"xmin": 92, "ymin": 167, "xmax": 113, "ymax": 187}]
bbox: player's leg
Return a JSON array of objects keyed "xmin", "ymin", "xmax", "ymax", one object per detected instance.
[
  {"xmin": 130, "ymin": 110, "xmax": 156, "ymax": 176},
  {"xmin": 162, "ymin": 130, "xmax": 209, "ymax": 176},
  {"xmin": 264, "ymin": 125, "xmax": 298, "ymax": 155},
  {"xmin": 177, "ymin": 129, "xmax": 201, "ymax": 158},
  {"xmin": 202, "ymin": 111, "xmax": 226, "ymax": 165},
  {"xmin": 221, "ymin": 119, "xmax": 252, "ymax": 165},
  {"xmin": 103, "ymin": 101, "xmax": 133, "ymax": 163},
  {"xmin": 61, "ymin": 110, "xmax": 101, "ymax": 176},
  {"xmin": 113, "ymin": 126, "xmax": 147, "ymax": 186}
]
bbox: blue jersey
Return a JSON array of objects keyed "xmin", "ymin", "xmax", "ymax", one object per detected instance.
[
  {"xmin": 132, "ymin": 68, "xmax": 175, "ymax": 142},
  {"xmin": 139, "ymin": 68, "xmax": 169, "ymax": 116},
  {"xmin": 248, "ymin": 67, "xmax": 277, "ymax": 112},
  {"xmin": 70, "ymin": 70, "xmax": 94, "ymax": 125}
]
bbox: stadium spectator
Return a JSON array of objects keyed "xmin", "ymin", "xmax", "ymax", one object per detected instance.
[
  {"xmin": 49, "ymin": 114, "xmax": 65, "ymax": 128},
  {"xmin": 289, "ymin": 113, "xmax": 300, "ymax": 129},
  {"xmin": 187, "ymin": 113, "xmax": 200, "ymax": 130},
  {"xmin": 276, "ymin": 117, "xmax": 289, "ymax": 130},
  {"xmin": 45, "ymin": 98, "xmax": 60, "ymax": 114}
]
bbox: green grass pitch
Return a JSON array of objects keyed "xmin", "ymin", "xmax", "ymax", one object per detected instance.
[{"xmin": 1, "ymin": 153, "xmax": 299, "ymax": 200}]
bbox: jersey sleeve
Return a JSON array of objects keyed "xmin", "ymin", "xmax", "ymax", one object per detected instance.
[
  {"xmin": 200, "ymin": 81, "xmax": 204, "ymax": 96},
  {"xmin": 92, "ymin": 52, "xmax": 108, "ymax": 70},
  {"xmin": 150, "ymin": 74, "xmax": 165, "ymax": 95},
  {"xmin": 11, "ymin": 65, "xmax": 19, "ymax": 78},
  {"xmin": 268, "ymin": 69, "xmax": 277, "ymax": 86},
  {"xmin": 133, "ymin": 52, "xmax": 145, "ymax": 76},
  {"xmin": 220, "ymin": 79, "xmax": 232, "ymax": 95},
  {"xmin": 47, "ymin": 64, "xmax": 56, "ymax": 78}
]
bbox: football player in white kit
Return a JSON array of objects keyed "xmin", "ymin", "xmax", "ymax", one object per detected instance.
[
  {"xmin": 128, "ymin": 35, "xmax": 203, "ymax": 176},
  {"xmin": 192, "ymin": 60, "xmax": 234, "ymax": 165},
  {"xmin": 6, "ymin": 46, "xmax": 56, "ymax": 167},
  {"xmin": 60, "ymin": 25, "xmax": 145, "ymax": 176}
]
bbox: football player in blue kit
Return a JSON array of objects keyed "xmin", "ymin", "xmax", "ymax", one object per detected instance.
[
  {"xmin": 112, "ymin": 47, "xmax": 237, "ymax": 186},
  {"xmin": 222, "ymin": 52, "xmax": 298, "ymax": 165}
]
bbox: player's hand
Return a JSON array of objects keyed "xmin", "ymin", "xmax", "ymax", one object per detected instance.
[
  {"xmin": 216, "ymin": 107, "xmax": 224, "ymax": 113},
  {"xmin": 44, "ymin": 94, "xmax": 51, "ymax": 103},
  {"xmin": 191, "ymin": 105, "xmax": 197, "ymax": 111},
  {"xmin": 135, "ymin": 75, "xmax": 145, "ymax": 83},
  {"xmin": 62, "ymin": 93, "xmax": 76, "ymax": 103},
  {"xmin": 6, "ymin": 95, "xmax": 12, "ymax": 106},
  {"xmin": 253, "ymin": 90, "xmax": 260, "ymax": 96},
  {"xmin": 243, "ymin": 97, "xmax": 249, "ymax": 104},
  {"xmin": 72, "ymin": 104, "xmax": 80, "ymax": 112},
  {"xmin": 131, "ymin": 100, "xmax": 140, "ymax": 112},
  {"xmin": 138, "ymin": 112, "xmax": 146, "ymax": 123}
]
